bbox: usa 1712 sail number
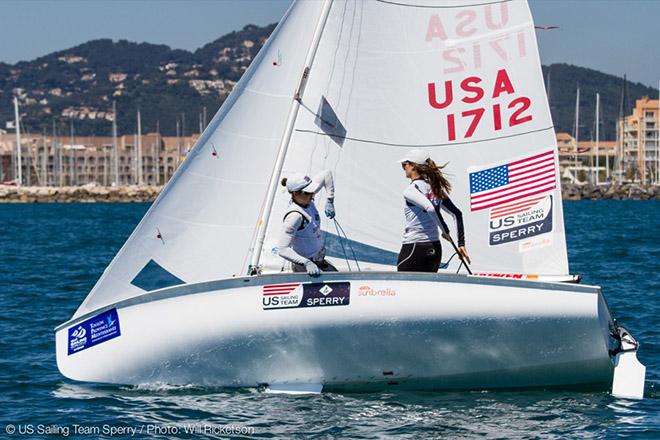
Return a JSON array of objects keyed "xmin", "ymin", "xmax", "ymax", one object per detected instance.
[{"xmin": 427, "ymin": 68, "xmax": 532, "ymax": 141}]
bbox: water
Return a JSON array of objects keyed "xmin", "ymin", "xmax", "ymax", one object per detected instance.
[{"xmin": 0, "ymin": 201, "xmax": 658, "ymax": 439}]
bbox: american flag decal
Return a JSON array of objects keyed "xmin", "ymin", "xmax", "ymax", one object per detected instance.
[
  {"xmin": 469, "ymin": 150, "xmax": 557, "ymax": 211},
  {"xmin": 262, "ymin": 283, "xmax": 301, "ymax": 296},
  {"xmin": 489, "ymin": 195, "xmax": 546, "ymax": 219}
]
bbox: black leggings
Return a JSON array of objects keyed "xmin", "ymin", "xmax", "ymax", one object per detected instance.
[{"xmin": 397, "ymin": 241, "xmax": 442, "ymax": 272}]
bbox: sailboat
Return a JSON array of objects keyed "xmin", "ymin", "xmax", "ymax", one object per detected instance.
[{"xmin": 55, "ymin": 0, "xmax": 645, "ymax": 397}]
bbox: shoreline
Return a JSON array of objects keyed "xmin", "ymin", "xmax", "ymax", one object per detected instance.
[{"xmin": 0, "ymin": 183, "xmax": 658, "ymax": 203}]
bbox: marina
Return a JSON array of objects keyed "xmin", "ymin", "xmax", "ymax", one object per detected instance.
[{"xmin": 1, "ymin": 0, "xmax": 658, "ymax": 438}]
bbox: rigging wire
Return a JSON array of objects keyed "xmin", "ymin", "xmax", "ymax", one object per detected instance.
[
  {"xmin": 333, "ymin": 218, "xmax": 361, "ymax": 272},
  {"xmin": 333, "ymin": 219, "xmax": 352, "ymax": 272}
]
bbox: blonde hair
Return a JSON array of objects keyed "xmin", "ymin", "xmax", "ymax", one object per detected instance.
[{"xmin": 412, "ymin": 158, "xmax": 452, "ymax": 199}]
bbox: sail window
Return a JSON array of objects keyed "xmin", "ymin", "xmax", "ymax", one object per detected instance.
[
  {"xmin": 315, "ymin": 96, "xmax": 347, "ymax": 147},
  {"xmin": 130, "ymin": 259, "xmax": 185, "ymax": 292}
]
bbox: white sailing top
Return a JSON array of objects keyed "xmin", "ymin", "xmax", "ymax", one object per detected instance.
[
  {"xmin": 402, "ymin": 179, "xmax": 448, "ymax": 244},
  {"xmin": 277, "ymin": 170, "xmax": 335, "ymax": 265}
]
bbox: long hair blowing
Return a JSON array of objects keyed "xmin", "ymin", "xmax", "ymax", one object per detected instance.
[{"xmin": 414, "ymin": 158, "xmax": 451, "ymax": 199}]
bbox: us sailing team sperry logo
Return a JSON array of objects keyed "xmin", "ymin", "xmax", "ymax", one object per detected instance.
[
  {"xmin": 469, "ymin": 150, "xmax": 556, "ymax": 247},
  {"xmin": 262, "ymin": 282, "xmax": 350, "ymax": 310}
]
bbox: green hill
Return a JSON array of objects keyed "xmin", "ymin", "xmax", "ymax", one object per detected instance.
[
  {"xmin": 1, "ymin": 24, "xmax": 656, "ymax": 140},
  {"xmin": 543, "ymin": 63, "xmax": 657, "ymax": 140}
]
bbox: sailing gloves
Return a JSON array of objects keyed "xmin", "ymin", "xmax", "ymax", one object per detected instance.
[
  {"xmin": 325, "ymin": 198, "xmax": 335, "ymax": 219},
  {"xmin": 305, "ymin": 260, "xmax": 320, "ymax": 277}
]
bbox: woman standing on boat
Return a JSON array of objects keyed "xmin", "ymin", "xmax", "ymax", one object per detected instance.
[
  {"xmin": 397, "ymin": 150, "xmax": 470, "ymax": 272},
  {"xmin": 277, "ymin": 170, "xmax": 337, "ymax": 276}
]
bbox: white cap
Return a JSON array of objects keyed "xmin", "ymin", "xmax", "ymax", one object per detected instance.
[
  {"xmin": 398, "ymin": 149, "xmax": 430, "ymax": 165},
  {"xmin": 285, "ymin": 172, "xmax": 313, "ymax": 192}
]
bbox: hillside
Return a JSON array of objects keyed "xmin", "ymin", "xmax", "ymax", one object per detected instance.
[
  {"xmin": 543, "ymin": 63, "xmax": 656, "ymax": 140},
  {"xmin": 1, "ymin": 24, "xmax": 656, "ymax": 139}
]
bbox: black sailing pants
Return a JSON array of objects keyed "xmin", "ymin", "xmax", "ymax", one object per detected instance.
[{"xmin": 396, "ymin": 241, "xmax": 442, "ymax": 272}]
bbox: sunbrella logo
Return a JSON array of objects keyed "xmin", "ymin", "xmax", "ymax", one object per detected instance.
[{"xmin": 358, "ymin": 285, "xmax": 397, "ymax": 297}]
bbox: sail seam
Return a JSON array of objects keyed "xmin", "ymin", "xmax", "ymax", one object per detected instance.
[
  {"xmin": 212, "ymin": 127, "xmax": 280, "ymax": 142},
  {"xmin": 295, "ymin": 126, "xmax": 555, "ymax": 148},
  {"xmin": 375, "ymin": 0, "xmax": 511, "ymax": 9},
  {"xmin": 243, "ymin": 86, "xmax": 292, "ymax": 99},
  {"xmin": 188, "ymin": 170, "xmax": 268, "ymax": 184},
  {"xmin": 154, "ymin": 212, "xmax": 255, "ymax": 229}
]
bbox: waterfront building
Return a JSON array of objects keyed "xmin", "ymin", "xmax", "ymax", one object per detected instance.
[
  {"xmin": 0, "ymin": 133, "xmax": 198, "ymax": 186},
  {"xmin": 617, "ymin": 96, "xmax": 660, "ymax": 183},
  {"xmin": 556, "ymin": 132, "xmax": 616, "ymax": 183}
]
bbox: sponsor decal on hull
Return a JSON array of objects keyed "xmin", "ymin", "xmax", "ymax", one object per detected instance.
[
  {"xmin": 262, "ymin": 282, "xmax": 350, "ymax": 310},
  {"xmin": 358, "ymin": 285, "xmax": 397, "ymax": 297},
  {"xmin": 67, "ymin": 308, "xmax": 121, "ymax": 355}
]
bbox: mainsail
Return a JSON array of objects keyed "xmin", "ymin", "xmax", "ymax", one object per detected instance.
[
  {"xmin": 76, "ymin": 0, "xmax": 568, "ymax": 319},
  {"xmin": 258, "ymin": 0, "xmax": 568, "ymax": 275},
  {"xmin": 74, "ymin": 1, "xmax": 327, "ymax": 318}
]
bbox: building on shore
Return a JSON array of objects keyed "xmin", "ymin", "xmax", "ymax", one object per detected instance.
[
  {"xmin": 0, "ymin": 132, "xmax": 198, "ymax": 186},
  {"xmin": 617, "ymin": 96, "xmax": 659, "ymax": 184},
  {"xmin": 556, "ymin": 132, "xmax": 616, "ymax": 183},
  {"xmin": 1, "ymin": 130, "xmax": 623, "ymax": 187}
]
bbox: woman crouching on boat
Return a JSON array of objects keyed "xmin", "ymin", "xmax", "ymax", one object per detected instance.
[
  {"xmin": 277, "ymin": 170, "xmax": 337, "ymax": 276},
  {"xmin": 397, "ymin": 149, "xmax": 470, "ymax": 272}
]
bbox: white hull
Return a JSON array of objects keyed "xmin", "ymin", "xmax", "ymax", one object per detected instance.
[{"xmin": 56, "ymin": 272, "xmax": 615, "ymax": 391}]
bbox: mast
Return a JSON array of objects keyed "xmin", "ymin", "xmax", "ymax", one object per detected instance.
[
  {"xmin": 595, "ymin": 92, "xmax": 600, "ymax": 185},
  {"xmin": 42, "ymin": 128, "xmax": 47, "ymax": 185},
  {"xmin": 176, "ymin": 118, "xmax": 181, "ymax": 172},
  {"xmin": 155, "ymin": 120, "xmax": 160, "ymax": 185},
  {"xmin": 248, "ymin": 0, "xmax": 334, "ymax": 273},
  {"xmin": 70, "ymin": 119, "xmax": 76, "ymax": 186},
  {"xmin": 618, "ymin": 75, "xmax": 627, "ymax": 183},
  {"xmin": 112, "ymin": 100, "xmax": 119, "ymax": 186},
  {"xmin": 546, "ymin": 66, "xmax": 551, "ymax": 105},
  {"xmin": 137, "ymin": 108, "xmax": 143, "ymax": 185},
  {"xmin": 573, "ymin": 85, "xmax": 580, "ymax": 180},
  {"xmin": 55, "ymin": 119, "xmax": 62, "ymax": 187},
  {"xmin": 203, "ymin": 106, "xmax": 207, "ymax": 130},
  {"xmin": 13, "ymin": 96, "xmax": 22, "ymax": 186}
]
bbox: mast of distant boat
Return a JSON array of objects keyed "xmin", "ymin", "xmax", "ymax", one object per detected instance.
[
  {"xmin": 596, "ymin": 92, "xmax": 600, "ymax": 184},
  {"xmin": 112, "ymin": 100, "xmax": 119, "ymax": 186},
  {"xmin": 573, "ymin": 85, "xmax": 580, "ymax": 181},
  {"xmin": 137, "ymin": 108, "xmax": 143, "ymax": 185},
  {"xmin": 13, "ymin": 96, "xmax": 22, "ymax": 186}
]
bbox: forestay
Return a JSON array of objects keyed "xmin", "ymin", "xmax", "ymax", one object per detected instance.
[
  {"xmin": 259, "ymin": 0, "xmax": 568, "ymax": 275},
  {"xmin": 73, "ymin": 1, "xmax": 327, "ymax": 318}
]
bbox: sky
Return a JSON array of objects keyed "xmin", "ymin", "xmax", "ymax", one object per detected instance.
[{"xmin": 0, "ymin": 0, "xmax": 658, "ymax": 88}]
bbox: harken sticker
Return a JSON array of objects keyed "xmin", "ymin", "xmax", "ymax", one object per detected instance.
[
  {"xmin": 67, "ymin": 308, "xmax": 121, "ymax": 355},
  {"xmin": 262, "ymin": 282, "xmax": 350, "ymax": 310},
  {"xmin": 488, "ymin": 194, "xmax": 553, "ymax": 246}
]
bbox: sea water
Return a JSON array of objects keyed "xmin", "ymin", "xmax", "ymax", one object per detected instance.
[{"xmin": 0, "ymin": 201, "xmax": 657, "ymax": 438}]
